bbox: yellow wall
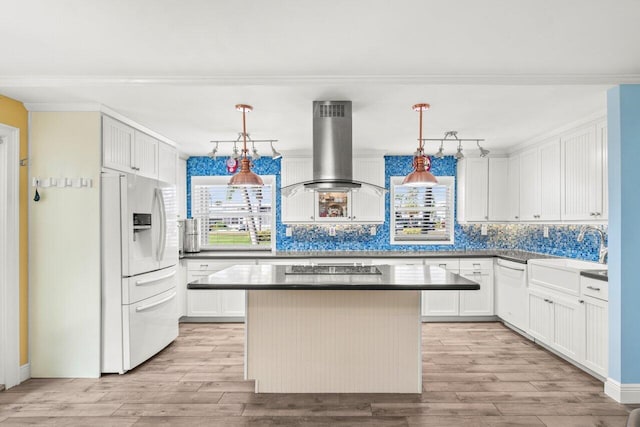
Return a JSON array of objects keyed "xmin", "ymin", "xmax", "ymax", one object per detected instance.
[{"xmin": 0, "ymin": 95, "xmax": 29, "ymax": 365}]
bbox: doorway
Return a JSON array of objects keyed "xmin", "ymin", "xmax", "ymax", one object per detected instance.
[{"xmin": 0, "ymin": 123, "xmax": 20, "ymax": 389}]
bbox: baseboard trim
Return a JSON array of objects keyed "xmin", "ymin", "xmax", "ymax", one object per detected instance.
[
  {"xmin": 180, "ymin": 316, "xmax": 245, "ymax": 323},
  {"xmin": 19, "ymin": 363, "xmax": 30, "ymax": 383},
  {"xmin": 605, "ymin": 378, "xmax": 640, "ymax": 404},
  {"xmin": 421, "ymin": 315, "xmax": 498, "ymax": 323}
]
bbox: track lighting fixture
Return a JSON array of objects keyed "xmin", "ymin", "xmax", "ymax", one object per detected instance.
[
  {"xmin": 251, "ymin": 141, "xmax": 261, "ymax": 160},
  {"xmin": 434, "ymin": 141, "xmax": 445, "ymax": 159},
  {"xmin": 418, "ymin": 130, "xmax": 486, "ymax": 159},
  {"xmin": 477, "ymin": 141, "xmax": 490, "ymax": 157},
  {"xmin": 270, "ymin": 141, "xmax": 282, "ymax": 160},
  {"xmin": 208, "ymin": 142, "xmax": 219, "ymax": 159},
  {"xmin": 455, "ymin": 142, "xmax": 465, "ymax": 160}
]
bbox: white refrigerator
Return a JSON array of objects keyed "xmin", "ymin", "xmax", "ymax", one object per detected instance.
[{"xmin": 101, "ymin": 172, "xmax": 179, "ymax": 374}]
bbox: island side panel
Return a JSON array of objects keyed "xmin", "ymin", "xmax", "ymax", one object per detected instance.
[{"xmin": 246, "ymin": 290, "xmax": 422, "ymax": 393}]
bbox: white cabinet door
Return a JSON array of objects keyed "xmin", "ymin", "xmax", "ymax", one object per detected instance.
[
  {"xmin": 488, "ymin": 157, "xmax": 509, "ymax": 221},
  {"xmin": 352, "ymin": 157, "xmax": 385, "ymax": 223},
  {"xmin": 133, "ymin": 131, "xmax": 159, "ymax": 179},
  {"xmin": 158, "ymin": 142, "xmax": 177, "ymax": 185},
  {"xmin": 281, "ymin": 158, "xmax": 315, "ymax": 223},
  {"xmin": 220, "ymin": 290, "xmax": 246, "ymax": 316},
  {"xmin": 519, "ymin": 147, "xmax": 539, "ymax": 221},
  {"xmin": 562, "ymin": 126, "xmax": 599, "ymax": 220},
  {"xmin": 457, "ymin": 157, "xmax": 489, "ymax": 222},
  {"xmin": 538, "ymin": 139, "xmax": 561, "ymax": 221},
  {"xmin": 550, "ymin": 294, "xmax": 582, "ymax": 360},
  {"xmin": 422, "ymin": 259, "xmax": 460, "ymax": 316},
  {"xmin": 507, "ymin": 155, "xmax": 520, "ymax": 221},
  {"xmin": 103, "ymin": 116, "xmax": 135, "ymax": 173},
  {"xmin": 187, "ymin": 290, "xmax": 222, "ymax": 316},
  {"xmin": 459, "ymin": 270, "xmax": 494, "ymax": 316},
  {"xmin": 528, "ymin": 289, "xmax": 553, "ymax": 343},
  {"xmin": 177, "ymin": 159, "xmax": 187, "ymax": 220},
  {"xmin": 581, "ymin": 296, "xmax": 608, "ymax": 377},
  {"xmin": 177, "ymin": 260, "xmax": 188, "ymax": 317},
  {"xmin": 598, "ymin": 122, "xmax": 608, "ymax": 220}
]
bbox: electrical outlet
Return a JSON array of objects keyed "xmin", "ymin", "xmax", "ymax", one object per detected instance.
[
  {"xmin": 285, "ymin": 227, "xmax": 292, "ymax": 237},
  {"xmin": 543, "ymin": 226, "xmax": 549, "ymax": 238},
  {"xmin": 370, "ymin": 226, "xmax": 377, "ymax": 236},
  {"xmin": 329, "ymin": 226, "xmax": 336, "ymax": 237},
  {"xmin": 481, "ymin": 224, "xmax": 488, "ymax": 236}
]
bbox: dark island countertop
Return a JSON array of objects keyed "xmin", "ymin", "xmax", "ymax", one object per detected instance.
[
  {"xmin": 182, "ymin": 249, "xmax": 558, "ymax": 265},
  {"xmin": 188, "ymin": 264, "xmax": 481, "ymax": 291}
]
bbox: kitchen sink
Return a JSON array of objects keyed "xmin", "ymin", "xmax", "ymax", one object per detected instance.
[
  {"xmin": 528, "ymin": 258, "xmax": 607, "ymax": 295},
  {"xmin": 528, "ymin": 258, "xmax": 607, "ymax": 272}
]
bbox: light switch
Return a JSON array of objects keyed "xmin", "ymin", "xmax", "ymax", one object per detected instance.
[
  {"xmin": 481, "ymin": 224, "xmax": 488, "ymax": 236},
  {"xmin": 329, "ymin": 226, "xmax": 336, "ymax": 237},
  {"xmin": 543, "ymin": 226, "xmax": 549, "ymax": 238},
  {"xmin": 370, "ymin": 226, "xmax": 377, "ymax": 236},
  {"xmin": 285, "ymin": 227, "xmax": 292, "ymax": 237}
]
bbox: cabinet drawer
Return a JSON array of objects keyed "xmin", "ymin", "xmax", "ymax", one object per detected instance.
[
  {"xmin": 187, "ymin": 261, "xmax": 218, "ymax": 271},
  {"xmin": 423, "ymin": 258, "xmax": 460, "ymax": 272},
  {"xmin": 124, "ymin": 267, "xmax": 177, "ymax": 305},
  {"xmin": 460, "ymin": 259, "xmax": 493, "ymax": 271},
  {"xmin": 581, "ymin": 277, "xmax": 608, "ymax": 301},
  {"xmin": 186, "ymin": 259, "xmax": 256, "ymax": 273}
]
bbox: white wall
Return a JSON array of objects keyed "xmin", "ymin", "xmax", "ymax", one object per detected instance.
[{"xmin": 29, "ymin": 112, "xmax": 102, "ymax": 377}]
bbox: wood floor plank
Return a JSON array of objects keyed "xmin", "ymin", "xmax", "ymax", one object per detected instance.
[{"xmin": 1, "ymin": 321, "xmax": 635, "ymax": 426}]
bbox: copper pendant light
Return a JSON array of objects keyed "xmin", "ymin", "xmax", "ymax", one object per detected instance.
[
  {"xmin": 402, "ymin": 103, "xmax": 438, "ymax": 187},
  {"xmin": 229, "ymin": 104, "xmax": 264, "ymax": 186}
]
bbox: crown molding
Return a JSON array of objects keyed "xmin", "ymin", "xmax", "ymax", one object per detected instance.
[{"xmin": 3, "ymin": 73, "xmax": 640, "ymax": 87}]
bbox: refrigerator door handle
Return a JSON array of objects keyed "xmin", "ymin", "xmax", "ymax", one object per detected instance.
[{"xmin": 157, "ymin": 188, "xmax": 167, "ymax": 262}]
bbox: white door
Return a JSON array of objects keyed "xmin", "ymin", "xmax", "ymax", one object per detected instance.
[
  {"xmin": 459, "ymin": 157, "xmax": 489, "ymax": 222},
  {"xmin": 562, "ymin": 126, "xmax": 599, "ymax": 220},
  {"xmin": 488, "ymin": 157, "xmax": 509, "ymax": 221},
  {"xmin": 507, "ymin": 155, "xmax": 520, "ymax": 221},
  {"xmin": 597, "ymin": 122, "xmax": 608, "ymax": 220},
  {"xmin": 102, "ymin": 116, "xmax": 134, "ymax": 173},
  {"xmin": 538, "ymin": 139, "xmax": 561, "ymax": 220},
  {"xmin": 281, "ymin": 158, "xmax": 315, "ymax": 222},
  {"xmin": 422, "ymin": 259, "xmax": 460, "ymax": 316},
  {"xmin": 519, "ymin": 147, "xmax": 539, "ymax": 221},
  {"xmin": 122, "ymin": 174, "xmax": 162, "ymax": 276},
  {"xmin": 528, "ymin": 290, "xmax": 553, "ymax": 344},
  {"xmin": 158, "ymin": 181, "xmax": 179, "ymax": 269},
  {"xmin": 459, "ymin": 271, "xmax": 494, "ymax": 316},
  {"xmin": 581, "ymin": 296, "xmax": 608, "ymax": 376},
  {"xmin": 133, "ymin": 131, "xmax": 159, "ymax": 179},
  {"xmin": 352, "ymin": 157, "xmax": 385, "ymax": 222},
  {"xmin": 550, "ymin": 295, "xmax": 581, "ymax": 360},
  {"xmin": 158, "ymin": 142, "xmax": 177, "ymax": 185}
]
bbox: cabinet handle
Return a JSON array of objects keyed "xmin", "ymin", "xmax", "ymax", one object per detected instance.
[
  {"xmin": 543, "ymin": 298, "xmax": 549, "ymax": 302},
  {"xmin": 352, "ymin": 216, "xmax": 356, "ymax": 219},
  {"xmin": 135, "ymin": 270, "xmax": 176, "ymax": 286},
  {"xmin": 439, "ymin": 264, "xmax": 447, "ymax": 268},
  {"xmin": 579, "ymin": 300, "xmax": 585, "ymax": 304},
  {"xmin": 200, "ymin": 264, "xmax": 209, "ymax": 268},
  {"xmin": 515, "ymin": 216, "xmax": 519, "ymax": 219},
  {"xmin": 595, "ymin": 212, "xmax": 601, "ymax": 216},
  {"xmin": 589, "ymin": 212, "xmax": 595, "ymax": 217},
  {"xmin": 310, "ymin": 216, "xmax": 314, "ymax": 220},
  {"xmin": 548, "ymin": 300, "xmax": 553, "ymax": 304},
  {"xmin": 131, "ymin": 166, "xmax": 140, "ymax": 171},
  {"xmin": 484, "ymin": 216, "xmax": 488, "ymax": 220},
  {"xmin": 586, "ymin": 286, "xmax": 601, "ymax": 291}
]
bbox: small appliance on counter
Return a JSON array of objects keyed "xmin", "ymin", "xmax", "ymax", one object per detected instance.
[{"xmin": 183, "ymin": 218, "xmax": 201, "ymax": 253}]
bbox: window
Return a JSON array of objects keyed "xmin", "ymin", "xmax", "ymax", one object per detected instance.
[
  {"xmin": 390, "ymin": 176, "xmax": 455, "ymax": 245},
  {"xmin": 191, "ymin": 176, "xmax": 275, "ymax": 250}
]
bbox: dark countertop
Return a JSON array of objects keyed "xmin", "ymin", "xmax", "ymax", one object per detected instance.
[
  {"xmin": 188, "ymin": 264, "xmax": 481, "ymax": 291},
  {"xmin": 580, "ymin": 269, "xmax": 609, "ymax": 281},
  {"xmin": 181, "ymin": 249, "xmax": 557, "ymax": 265}
]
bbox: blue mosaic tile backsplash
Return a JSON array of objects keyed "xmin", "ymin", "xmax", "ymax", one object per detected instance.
[{"xmin": 186, "ymin": 155, "xmax": 607, "ymax": 262}]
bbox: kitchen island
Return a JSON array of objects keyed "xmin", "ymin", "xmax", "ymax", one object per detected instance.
[{"xmin": 189, "ymin": 264, "xmax": 479, "ymax": 393}]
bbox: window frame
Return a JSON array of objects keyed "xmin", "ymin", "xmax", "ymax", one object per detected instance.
[
  {"xmin": 190, "ymin": 175, "xmax": 276, "ymax": 251},
  {"xmin": 389, "ymin": 176, "xmax": 455, "ymax": 245}
]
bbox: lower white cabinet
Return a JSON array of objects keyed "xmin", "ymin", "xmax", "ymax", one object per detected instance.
[
  {"xmin": 528, "ymin": 287, "xmax": 582, "ymax": 360},
  {"xmin": 185, "ymin": 260, "xmax": 254, "ymax": 318},
  {"xmin": 581, "ymin": 295, "xmax": 608, "ymax": 376},
  {"xmin": 422, "ymin": 259, "xmax": 494, "ymax": 318}
]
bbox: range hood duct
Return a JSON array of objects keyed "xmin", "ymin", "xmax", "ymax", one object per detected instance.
[{"xmin": 282, "ymin": 101, "xmax": 386, "ymax": 196}]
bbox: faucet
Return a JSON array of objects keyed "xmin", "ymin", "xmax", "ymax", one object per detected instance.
[{"xmin": 577, "ymin": 225, "xmax": 608, "ymax": 264}]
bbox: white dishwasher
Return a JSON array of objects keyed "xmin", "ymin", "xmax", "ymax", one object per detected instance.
[{"xmin": 495, "ymin": 259, "xmax": 528, "ymax": 332}]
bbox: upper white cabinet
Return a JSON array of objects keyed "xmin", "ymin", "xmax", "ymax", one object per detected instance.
[
  {"xmin": 103, "ymin": 116, "xmax": 175, "ymax": 181},
  {"xmin": 519, "ymin": 139, "xmax": 561, "ymax": 221},
  {"xmin": 351, "ymin": 157, "xmax": 385, "ymax": 223},
  {"xmin": 103, "ymin": 116, "xmax": 134, "ymax": 173},
  {"xmin": 561, "ymin": 124, "xmax": 605, "ymax": 221},
  {"xmin": 488, "ymin": 157, "xmax": 510, "ymax": 222},
  {"xmin": 281, "ymin": 157, "xmax": 315, "ymax": 223},
  {"xmin": 507, "ymin": 155, "xmax": 520, "ymax": 221},
  {"xmin": 457, "ymin": 157, "xmax": 489, "ymax": 222},
  {"xmin": 158, "ymin": 142, "xmax": 177, "ymax": 185},
  {"xmin": 281, "ymin": 156, "xmax": 385, "ymax": 224},
  {"xmin": 133, "ymin": 130, "xmax": 159, "ymax": 179}
]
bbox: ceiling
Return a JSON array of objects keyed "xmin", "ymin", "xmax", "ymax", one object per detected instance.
[{"xmin": 1, "ymin": 0, "xmax": 639, "ymax": 156}]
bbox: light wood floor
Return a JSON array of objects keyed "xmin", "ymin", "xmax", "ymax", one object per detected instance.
[{"xmin": 1, "ymin": 322, "xmax": 637, "ymax": 426}]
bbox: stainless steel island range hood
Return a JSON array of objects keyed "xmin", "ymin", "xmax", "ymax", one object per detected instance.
[{"xmin": 281, "ymin": 101, "xmax": 386, "ymax": 196}]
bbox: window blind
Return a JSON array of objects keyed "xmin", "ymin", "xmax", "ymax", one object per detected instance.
[
  {"xmin": 391, "ymin": 177, "xmax": 454, "ymax": 244},
  {"xmin": 191, "ymin": 183, "xmax": 273, "ymax": 249}
]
